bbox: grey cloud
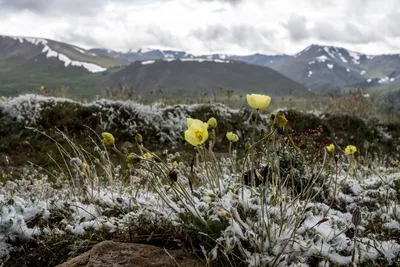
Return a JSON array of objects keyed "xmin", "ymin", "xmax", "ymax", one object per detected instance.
[
  {"xmin": 146, "ymin": 26, "xmax": 183, "ymax": 48},
  {"xmin": 0, "ymin": 0, "xmax": 104, "ymax": 15},
  {"xmin": 57, "ymin": 23, "xmax": 183, "ymax": 51},
  {"xmin": 284, "ymin": 14, "xmax": 309, "ymax": 41},
  {"xmin": 383, "ymin": 11, "xmax": 400, "ymax": 36},
  {"xmin": 311, "ymin": 22, "xmax": 342, "ymax": 42},
  {"xmin": 311, "ymin": 22, "xmax": 380, "ymax": 45},
  {"xmin": 191, "ymin": 24, "xmax": 228, "ymax": 42},
  {"xmin": 54, "ymin": 30, "xmax": 104, "ymax": 49},
  {"xmin": 198, "ymin": 0, "xmax": 243, "ymax": 5},
  {"xmin": 191, "ymin": 24, "xmax": 277, "ymax": 52}
]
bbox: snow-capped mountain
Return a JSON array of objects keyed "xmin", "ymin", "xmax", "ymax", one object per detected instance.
[
  {"xmin": 90, "ymin": 48, "xmax": 288, "ymax": 67},
  {"xmin": 269, "ymin": 44, "xmax": 400, "ymax": 91},
  {"xmin": 2, "ymin": 33, "xmax": 400, "ymax": 97},
  {"xmin": 89, "ymin": 48, "xmax": 194, "ymax": 63},
  {"xmin": 92, "ymin": 44, "xmax": 400, "ymax": 93},
  {"xmin": 0, "ymin": 35, "xmax": 124, "ymax": 96},
  {"xmin": 0, "ymin": 35, "xmax": 121, "ymax": 73}
]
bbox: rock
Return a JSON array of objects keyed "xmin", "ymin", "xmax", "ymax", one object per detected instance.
[{"xmin": 56, "ymin": 241, "xmax": 204, "ymax": 267}]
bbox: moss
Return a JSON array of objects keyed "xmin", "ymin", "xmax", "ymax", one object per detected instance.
[
  {"xmin": 1, "ymin": 101, "xmax": 399, "ymax": 169},
  {"xmin": 285, "ymin": 110, "xmax": 400, "ymax": 162}
]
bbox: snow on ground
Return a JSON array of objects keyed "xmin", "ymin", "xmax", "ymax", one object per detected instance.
[
  {"xmin": 339, "ymin": 52, "xmax": 348, "ymax": 63},
  {"xmin": 379, "ymin": 77, "xmax": 390, "ymax": 83},
  {"xmin": 74, "ymin": 47, "xmax": 86, "ymax": 54},
  {"xmin": 308, "ymin": 71, "xmax": 313, "ymax": 77},
  {"xmin": 327, "ymin": 63, "xmax": 334, "ymax": 69},
  {"xmin": 324, "ymin": 46, "xmax": 336, "ymax": 58},
  {"xmin": 316, "ymin": 55, "xmax": 329, "ymax": 62},
  {"xmin": 141, "ymin": 60, "xmax": 155, "ymax": 65},
  {"xmin": 348, "ymin": 51, "xmax": 361, "ymax": 64},
  {"xmin": 0, "ymin": 94, "xmax": 246, "ymax": 144},
  {"xmin": 0, "ymin": 161, "xmax": 399, "ymax": 266},
  {"xmin": 360, "ymin": 70, "xmax": 366, "ymax": 75},
  {"xmin": 160, "ymin": 58, "xmax": 231, "ymax": 64},
  {"xmin": 138, "ymin": 48, "xmax": 155, "ymax": 53},
  {"xmin": 1, "ymin": 95, "xmax": 400, "ymax": 265}
]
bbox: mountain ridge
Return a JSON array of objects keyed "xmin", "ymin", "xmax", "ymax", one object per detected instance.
[
  {"xmin": 91, "ymin": 44, "xmax": 400, "ymax": 92},
  {"xmin": 99, "ymin": 59, "xmax": 311, "ymax": 98},
  {"xmin": 1, "ymin": 34, "xmax": 400, "ymax": 97}
]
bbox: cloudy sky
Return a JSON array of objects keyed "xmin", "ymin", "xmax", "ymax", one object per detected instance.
[{"xmin": 1, "ymin": 0, "xmax": 399, "ymax": 55}]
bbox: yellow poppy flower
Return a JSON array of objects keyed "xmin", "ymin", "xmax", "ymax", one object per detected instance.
[
  {"xmin": 0, "ymin": 96, "xmax": 5, "ymax": 101},
  {"xmin": 326, "ymin": 144, "xmax": 335, "ymax": 153},
  {"xmin": 207, "ymin": 117, "xmax": 217, "ymax": 129},
  {"xmin": 101, "ymin": 132, "xmax": 115, "ymax": 146},
  {"xmin": 345, "ymin": 145, "xmax": 357, "ymax": 155},
  {"xmin": 274, "ymin": 111, "xmax": 288, "ymax": 128},
  {"xmin": 246, "ymin": 94, "xmax": 271, "ymax": 110},
  {"xmin": 226, "ymin": 132, "xmax": 239, "ymax": 142},
  {"xmin": 184, "ymin": 118, "xmax": 209, "ymax": 146},
  {"xmin": 143, "ymin": 152, "xmax": 152, "ymax": 159}
]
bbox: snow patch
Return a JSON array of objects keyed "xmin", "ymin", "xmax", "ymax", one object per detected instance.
[
  {"xmin": 360, "ymin": 70, "xmax": 366, "ymax": 75},
  {"xmin": 346, "ymin": 68, "xmax": 350, "ymax": 72},
  {"xmin": 327, "ymin": 63, "xmax": 334, "ymax": 69},
  {"xmin": 308, "ymin": 71, "xmax": 313, "ymax": 77},
  {"xmin": 324, "ymin": 47, "xmax": 336, "ymax": 58},
  {"xmin": 378, "ymin": 77, "xmax": 390, "ymax": 83},
  {"xmin": 167, "ymin": 58, "xmax": 230, "ymax": 64},
  {"xmin": 348, "ymin": 51, "xmax": 361, "ymax": 64},
  {"xmin": 315, "ymin": 55, "xmax": 329, "ymax": 62},
  {"xmin": 164, "ymin": 53, "xmax": 175, "ymax": 59},
  {"xmin": 141, "ymin": 60, "xmax": 155, "ymax": 65},
  {"xmin": 339, "ymin": 52, "xmax": 348, "ymax": 63},
  {"xmin": 74, "ymin": 47, "xmax": 86, "ymax": 54}
]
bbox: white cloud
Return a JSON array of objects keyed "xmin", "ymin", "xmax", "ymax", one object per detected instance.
[{"xmin": 0, "ymin": 0, "xmax": 399, "ymax": 55}]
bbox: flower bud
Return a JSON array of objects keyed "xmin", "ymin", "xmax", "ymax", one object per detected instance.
[
  {"xmin": 207, "ymin": 117, "xmax": 218, "ymax": 129},
  {"xmin": 101, "ymin": 132, "xmax": 115, "ymax": 146},
  {"xmin": 226, "ymin": 132, "xmax": 239, "ymax": 142},
  {"xmin": 135, "ymin": 133, "xmax": 143, "ymax": 143}
]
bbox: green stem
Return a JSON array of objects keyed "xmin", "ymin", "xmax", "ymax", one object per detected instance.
[
  {"xmin": 229, "ymin": 141, "xmax": 234, "ymax": 174},
  {"xmin": 251, "ymin": 110, "xmax": 259, "ymax": 146}
]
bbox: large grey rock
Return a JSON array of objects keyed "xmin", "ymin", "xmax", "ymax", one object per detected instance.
[{"xmin": 56, "ymin": 241, "xmax": 204, "ymax": 267}]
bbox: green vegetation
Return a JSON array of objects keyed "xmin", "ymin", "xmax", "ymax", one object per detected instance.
[{"xmin": 1, "ymin": 94, "xmax": 400, "ymax": 266}]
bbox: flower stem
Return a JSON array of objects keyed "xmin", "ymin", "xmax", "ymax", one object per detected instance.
[{"xmin": 251, "ymin": 110, "xmax": 259, "ymax": 146}]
